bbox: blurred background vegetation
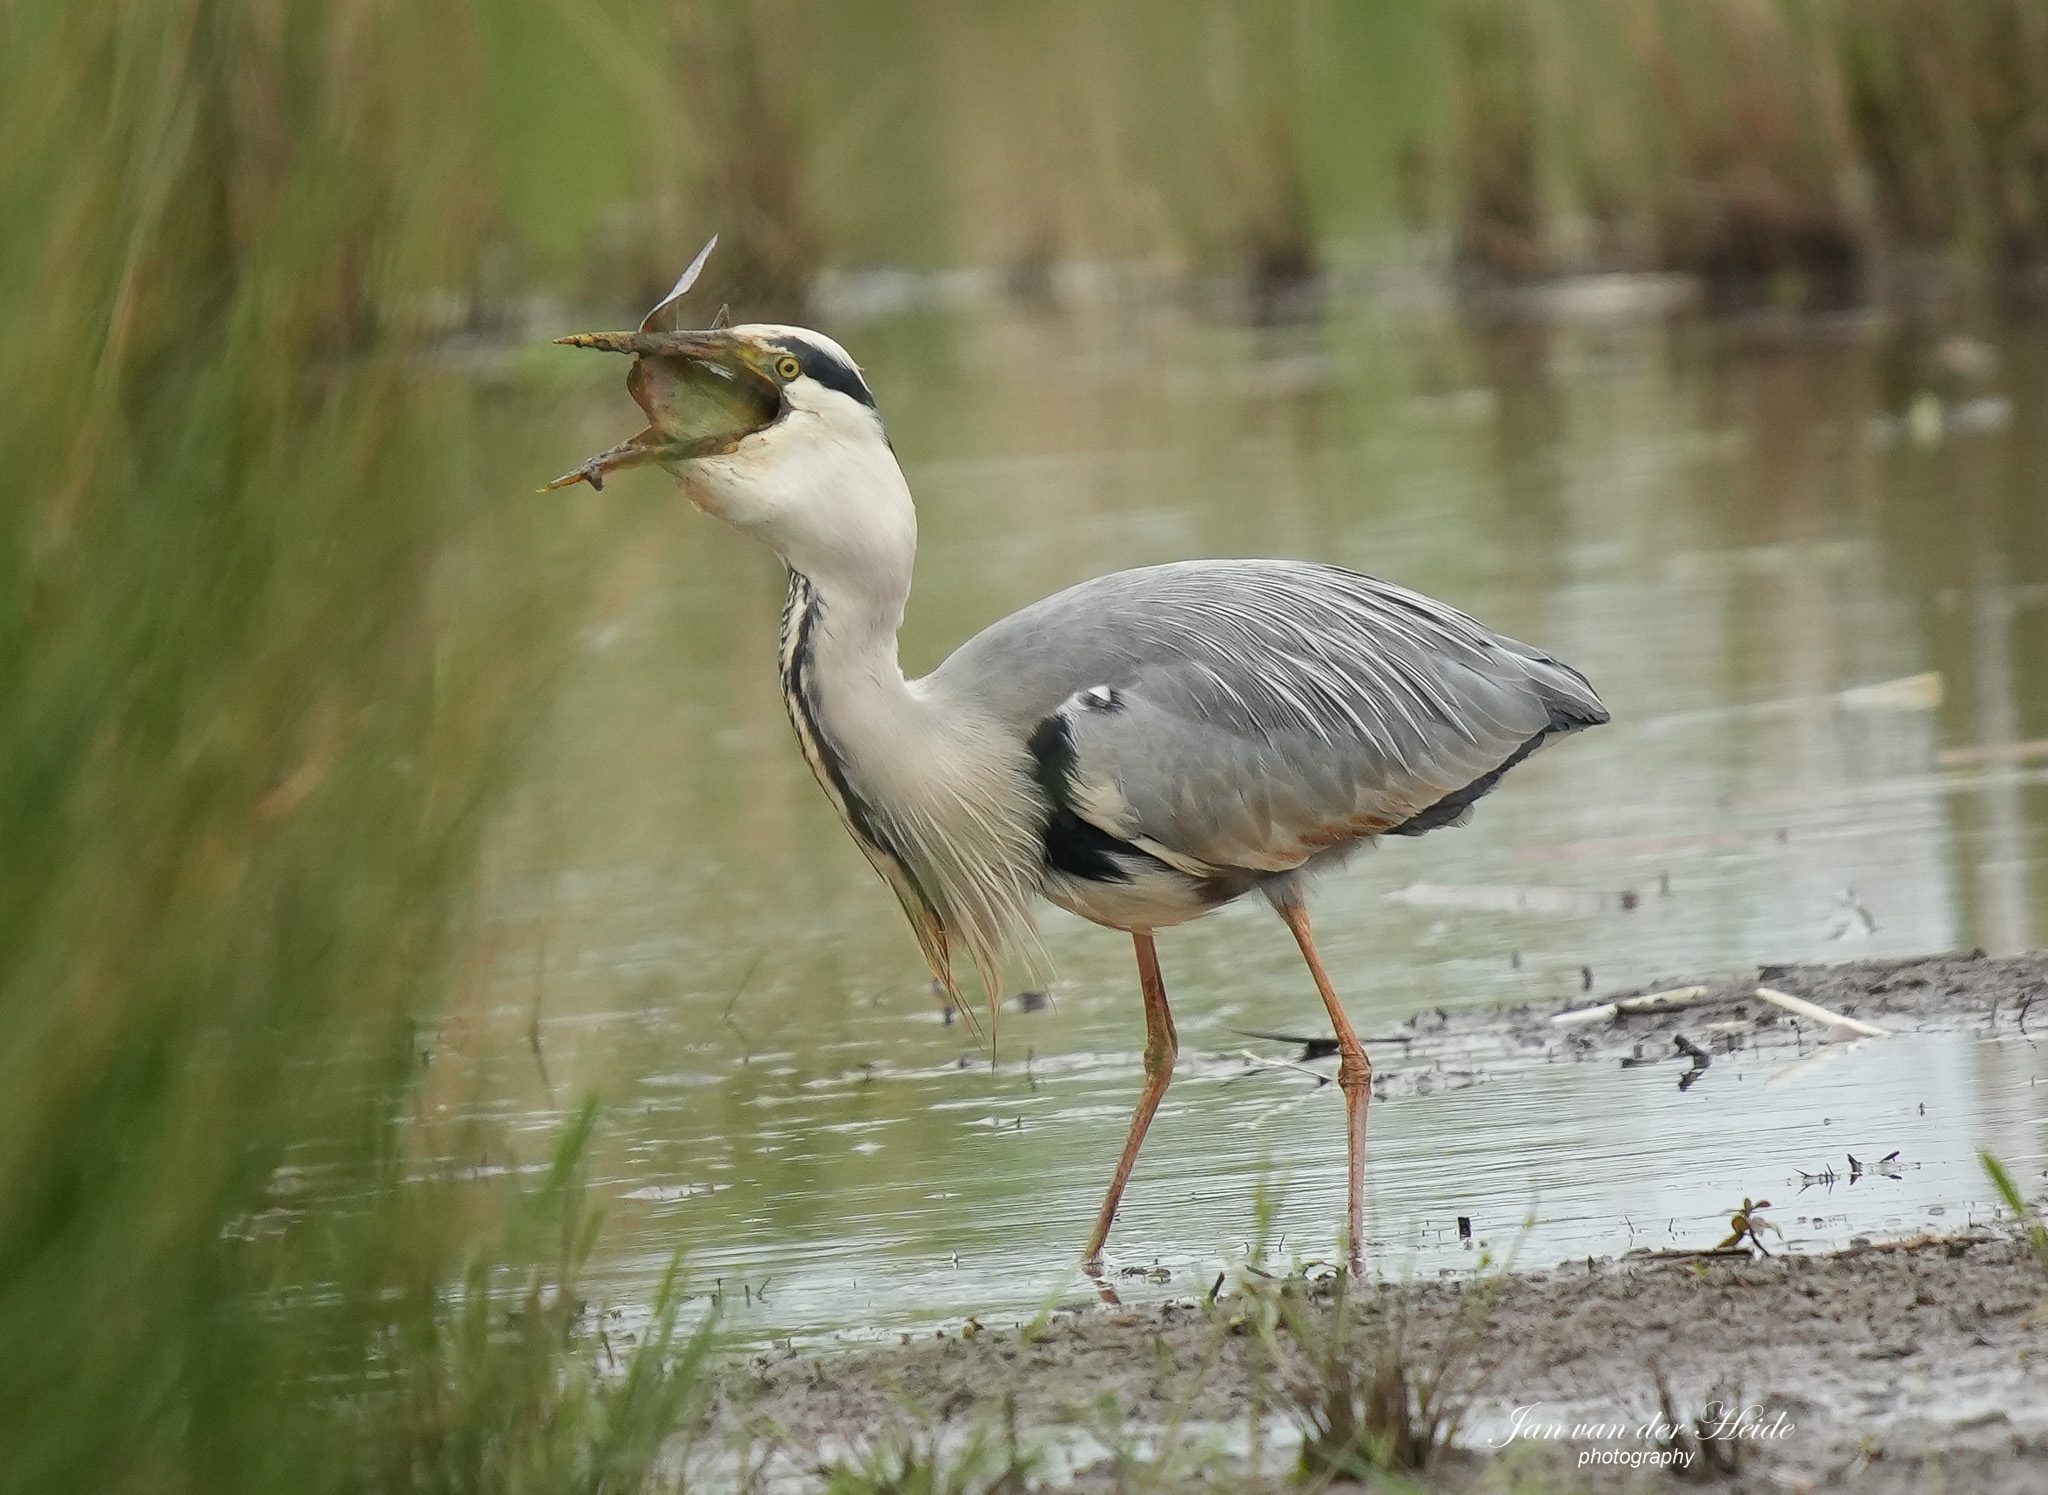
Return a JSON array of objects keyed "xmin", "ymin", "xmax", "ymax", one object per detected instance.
[{"xmin": 2, "ymin": 0, "xmax": 2044, "ymax": 1491}]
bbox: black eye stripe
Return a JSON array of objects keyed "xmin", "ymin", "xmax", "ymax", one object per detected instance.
[{"xmin": 767, "ymin": 336, "xmax": 879, "ymax": 412}]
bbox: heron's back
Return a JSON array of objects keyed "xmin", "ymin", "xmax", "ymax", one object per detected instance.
[{"xmin": 921, "ymin": 559, "xmax": 1605, "ymax": 880}]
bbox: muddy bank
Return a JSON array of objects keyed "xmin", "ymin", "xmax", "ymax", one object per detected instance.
[
  {"xmin": 717, "ymin": 952, "xmax": 2048, "ymax": 1491},
  {"xmin": 1359, "ymin": 947, "xmax": 2046, "ymax": 1097},
  {"xmin": 726, "ymin": 1230, "xmax": 2048, "ymax": 1491}
]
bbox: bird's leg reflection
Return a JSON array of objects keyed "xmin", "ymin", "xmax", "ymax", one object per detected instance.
[
  {"xmin": 1278, "ymin": 902, "xmax": 1372, "ymax": 1273},
  {"xmin": 1080, "ymin": 930, "xmax": 1178, "ymax": 1269}
]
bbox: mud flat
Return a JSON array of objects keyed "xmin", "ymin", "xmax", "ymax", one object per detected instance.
[
  {"xmin": 1423, "ymin": 948, "xmax": 2046, "ymax": 1066},
  {"xmin": 719, "ymin": 953, "xmax": 2048, "ymax": 1492}
]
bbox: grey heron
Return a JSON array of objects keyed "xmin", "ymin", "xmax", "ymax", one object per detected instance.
[{"xmin": 548, "ymin": 289, "xmax": 1608, "ymax": 1268}]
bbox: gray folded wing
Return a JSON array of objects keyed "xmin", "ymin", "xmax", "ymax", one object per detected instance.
[{"xmin": 922, "ymin": 560, "xmax": 1607, "ymax": 875}]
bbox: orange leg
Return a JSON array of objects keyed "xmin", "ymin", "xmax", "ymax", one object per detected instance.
[
  {"xmin": 1081, "ymin": 930, "xmax": 1178, "ymax": 1266},
  {"xmin": 1278, "ymin": 902, "xmax": 1372, "ymax": 1271}
]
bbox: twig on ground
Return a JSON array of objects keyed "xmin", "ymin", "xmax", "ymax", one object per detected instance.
[
  {"xmin": 1755, "ymin": 985, "xmax": 1891, "ymax": 1039},
  {"xmin": 1235, "ymin": 1049, "xmax": 1332, "ymax": 1086},
  {"xmin": 1551, "ymin": 985, "xmax": 1709, "ymax": 1026}
]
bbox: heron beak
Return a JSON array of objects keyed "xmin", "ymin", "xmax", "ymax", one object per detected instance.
[{"xmin": 543, "ymin": 329, "xmax": 782, "ymax": 492}]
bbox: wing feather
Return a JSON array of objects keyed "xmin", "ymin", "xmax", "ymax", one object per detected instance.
[{"xmin": 923, "ymin": 560, "xmax": 1607, "ymax": 874}]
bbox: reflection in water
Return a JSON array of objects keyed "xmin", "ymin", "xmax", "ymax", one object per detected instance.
[{"xmin": 438, "ymin": 295, "xmax": 2048, "ymax": 1343}]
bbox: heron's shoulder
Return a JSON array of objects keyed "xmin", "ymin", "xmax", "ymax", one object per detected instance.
[
  {"xmin": 923, "ymin": 559, "xmax": 1395, "ymax": 723},
  {"xmin": 926, "ymin": 561, "xmax": 1276, "ymax": 670},
  {"xmin": 942, "ymin": 557, "xmax": 1490, "ymax": 657},
  {"xmin": 923, "ymin": 555, "xmax": 1605, "ymax": 740}
]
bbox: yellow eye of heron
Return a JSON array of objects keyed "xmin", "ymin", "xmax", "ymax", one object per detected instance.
[{"xmin": 775, "ymin": 355, "xmax": 802, "ymax": 380}]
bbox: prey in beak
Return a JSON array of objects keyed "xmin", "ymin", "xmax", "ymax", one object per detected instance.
[
  {"xmin": 541, "ymin": 330, "xmax": 782, "ymax": 491},
  {"xmin": 544, "ymin": 237, "xmax": 781, "ymax": 491}
]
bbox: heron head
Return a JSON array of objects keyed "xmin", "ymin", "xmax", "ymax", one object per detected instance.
[
  {"xmin": 549, "ymin": 317, "xmax": 909, "ymax": 588},
  {"xmin": 545, "ymin": 323, "xmax": 881, "ymax": 485}
]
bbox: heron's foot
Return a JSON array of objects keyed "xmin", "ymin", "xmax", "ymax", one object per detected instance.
[{"xmin": 1080, "ymin": 1261, "xmax": 1123, "ymax": 1306}]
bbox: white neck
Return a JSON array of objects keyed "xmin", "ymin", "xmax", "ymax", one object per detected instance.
[
  {"xmin": 768, "ymin": 507, "xmax": 1044, "ymax": 1002},
  {"xmin": 788, "ymin": 566, "xmax": 926, "ymax": 792},
  {"xmin": 769, "ymin": 441, "xmax": 927, "ymax": 794},
  {"xmin": 681, "ymin": 395, "xmax": 1048, "ymax": 996}
]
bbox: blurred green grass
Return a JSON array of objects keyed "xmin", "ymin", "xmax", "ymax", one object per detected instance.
[{"xmin": 0, "ymin": 4, "xmax": 706, "ymax": 1490}]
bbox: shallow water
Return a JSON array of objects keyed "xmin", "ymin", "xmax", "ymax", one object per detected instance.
[{"xmin": 441, "ymin": 288, "xmax": 2048, "ymax": 1343}]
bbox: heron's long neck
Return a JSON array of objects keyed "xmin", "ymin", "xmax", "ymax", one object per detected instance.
[
  {"xmin": 764, "ymin": 442, "xmax": 922, "ymax": 758},
  {"xmin": 777, "ymin": 568, "xmax": 918, "ymax": 776},
  {"xmin": 775, "ymin": 564, "xmax": 1042, "ymax": 994}
]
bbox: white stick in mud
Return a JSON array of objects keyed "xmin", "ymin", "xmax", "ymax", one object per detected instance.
[
  {"xmin": 1754, "ymin": 985, "xmax": 1893, "ymax": 1039},
  {"xmin": 1235, "ymin": 1049, "xmax": 1332, "ymax": 1085},
  {"xmin": 1550, "ymin": 985, "xmax": 1710, "ymax": 1026}
]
